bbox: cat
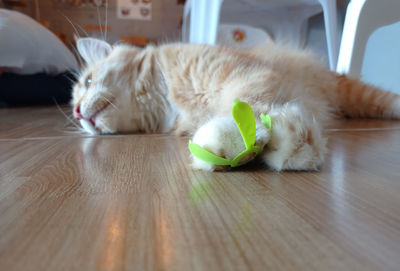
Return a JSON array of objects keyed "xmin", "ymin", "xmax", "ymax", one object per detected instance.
[{"xmin": 71, "ymin": 37, "xmax": 400, "ymax": 171}]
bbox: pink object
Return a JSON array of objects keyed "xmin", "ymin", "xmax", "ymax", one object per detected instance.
[{"xmin": 73, "ymin": 106, "xmax": 83, "ymax": 120}]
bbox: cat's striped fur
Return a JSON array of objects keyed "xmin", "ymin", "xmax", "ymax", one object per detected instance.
[{"xmin": 72, "ymin": 38, "xmax": 400, "ymax": 171}]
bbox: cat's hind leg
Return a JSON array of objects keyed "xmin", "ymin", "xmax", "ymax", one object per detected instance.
[
  {"xmin": 261, "ymin": 103, "xmax": 327, "ymax": 171},
  {"xmin": 190, "ymin": 117, "xmax": 270, "ymax": 171}
]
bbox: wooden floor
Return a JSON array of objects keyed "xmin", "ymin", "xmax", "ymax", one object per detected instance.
[{"xmin": 1, "ymin": 106, "xmax": 400, "ymax": 271}]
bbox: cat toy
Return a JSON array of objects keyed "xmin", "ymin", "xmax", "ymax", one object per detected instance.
[{"xmin": 188, "ymin": 99, "xmax": 272, "ymax": 168}]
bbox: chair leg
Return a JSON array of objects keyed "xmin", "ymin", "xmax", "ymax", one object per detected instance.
[
  {"xmin": 182, "ymin": 0, "xmax": 191, "ymax": 42},
  {"xmin": 189, "ymin": 0, "xmax": 224, "ymax": 44},
  {"xmin": 336, "ymin": 0, "xmax": 367, "ymax": 76},
  {"xmin": 319, "ymin": 0, "xmax": 339, "ymax": 70}
]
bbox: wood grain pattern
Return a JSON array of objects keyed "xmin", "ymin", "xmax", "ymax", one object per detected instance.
[
  {"xmin": 1, "ymin": 106, "xmax": 400, "ymax": 271},
  {"xmin": 0, "ymin": 106, "xmax": 77, "ymax": 139}
]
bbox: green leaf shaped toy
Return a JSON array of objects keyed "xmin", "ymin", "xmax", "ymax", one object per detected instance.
[{"xmin": 188, "ymin": 99, "xmax": 272, "ymax": 168}]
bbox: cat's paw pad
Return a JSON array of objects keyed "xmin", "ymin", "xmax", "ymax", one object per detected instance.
[
  {"xmin": 262, "ymin": 104, "xmax": 327, "ymax": 171},
  {"xmin": 191, "ymin": 117, "xmax": 270, "ymax": 171}
]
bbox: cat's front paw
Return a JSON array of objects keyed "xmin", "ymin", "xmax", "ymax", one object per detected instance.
[
  {"xmin": 262, "ymin": 104, "xmax": 327, "ymax": 171},
  {"xmin": 190, "ymin": 117, "xmax": 270, "ymax": 171}
]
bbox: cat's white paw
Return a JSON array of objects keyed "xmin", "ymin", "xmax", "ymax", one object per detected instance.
[
  {"xmin": 262, "ymin": 104, "xmax": 327, "ymax": 171},
  {"xmin": 191, "ymin": 117, "xmax": 270, "ymax": 171}
]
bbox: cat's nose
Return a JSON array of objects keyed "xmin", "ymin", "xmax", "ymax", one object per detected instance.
[{"xmin": 73, "ymin": 105, "xmax": 83, "ymax": 120}]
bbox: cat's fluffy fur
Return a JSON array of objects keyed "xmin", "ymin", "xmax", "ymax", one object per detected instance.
[{"xmin": 72, "ymin": 38, "xmax": 400, "ymax": 171}]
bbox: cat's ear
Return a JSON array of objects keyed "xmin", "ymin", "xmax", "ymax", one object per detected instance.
[{"xmin": 77, "ymin": 38, "xmax": 112, "ymax": 64}]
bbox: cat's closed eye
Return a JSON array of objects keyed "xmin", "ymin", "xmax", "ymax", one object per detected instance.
[{"xmin": 85, "ymin": 73, "xmax": 92, "ymax": 88}]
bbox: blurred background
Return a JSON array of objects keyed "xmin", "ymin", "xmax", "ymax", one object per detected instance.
[
  {"xmin": 0, "ymin": 0, "xmax": 352, "ymax": 64},
  {"xmin": 1, "ymin": 0, "xmax": 399, "ymax": 104},
  {"xmin": 0, "ymin": 0, "xmax": 185, "ymax": 48}
]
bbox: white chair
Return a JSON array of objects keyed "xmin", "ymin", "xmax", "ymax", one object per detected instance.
[
  {"xmin": 182, "ymin": 0, "xmax": 224, "ymax": 46},
  {"xmin": 336, "ymin": 0, "xmax": 400, "ymax": 77},
  {"xmin": 182, "ymin": 0, "xmax": 339, "ymax": 70}
]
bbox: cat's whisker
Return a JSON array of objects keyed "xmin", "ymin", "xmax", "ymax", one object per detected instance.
[
  {"xmin": 97, "ymin": 77, "xmax": 119, "ymax": 111},
  {"xmin": 60, "ymin": 123, "xmax": 85, "ymax": 132},
  {"xmin": 63, "ymin": 127, "xmax": 87, "ymax": 134},
  {"xmin": 53, "ymin": 100, "xmax": 83, "ymax": 131},
  {"xmin": 61, "ymin": 12, "xmax": 89, "ymax": 68},
  {"xmin": 69, "ymin": 42, "xmax": 85, "ymax": 67},
  {"xmin": 60, "ymin": 13, "xmax": 83, "ymax": 38},
  {"xmin": 62, "ymin": 71, "xmax": 78, "ymax": 85},
  {"xmin": 59, "ymin": 12, "xmax": 89, "ymax": 38},
  {"xmin": 100, "ymin": 95, "xmax": 119, "ymax": 111},
  {"xmin": 69, "ymin": 70, "xmax": 82, "ymax": 80},
  {"xmin": 75, "ymin": 24, "xmax": 89, "ymax": 38}
]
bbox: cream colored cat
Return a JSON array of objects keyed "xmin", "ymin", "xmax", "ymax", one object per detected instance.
[{"xmin": 72, "ymin": 38, "xmax": 400, "ymax": 171}]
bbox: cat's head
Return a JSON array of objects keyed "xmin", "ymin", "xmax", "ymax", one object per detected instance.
[{"xmin": 72, "ymin": 38, "xmax": 163, "ymax": 135}]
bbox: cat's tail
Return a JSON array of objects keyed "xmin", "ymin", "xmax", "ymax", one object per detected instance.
[{"xmin": 333, "ymin": 74, "xmax": 400, "ymax": 119}]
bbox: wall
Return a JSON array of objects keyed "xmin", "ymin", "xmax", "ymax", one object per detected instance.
[{"xmin": 4, "ymin": 0, "xmax": 184, "ymax": 46}]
